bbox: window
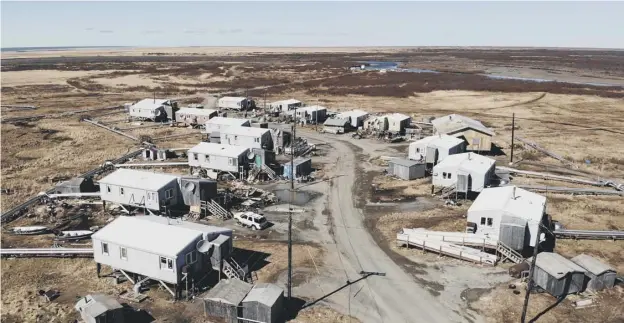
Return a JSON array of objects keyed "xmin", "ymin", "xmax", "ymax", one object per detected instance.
[
  {"xmin": 228, "ymin": 158, "xmax": 237, "ymax": 166},
  {"xmin": 147, "ymin": 192, "xmax": 152, "ymax": 200},
  {"xmin": 193, "ymin": 153, "xmax": 198, "ymax": 161},
  {"xmin": 205, "ymin": 155, "xmax": 210, "ymax": 162},
  {"xmin": 185, "ymin": 251, "xmax": 197, "ymax": 265},
  {"xmin": 448, "ymin": 173, "xmax": 452, "ymax": 179},
  {"xmin": 416, "ymin": 148, "xmax": 420, "ymax": 153},
  {"xmin": 234, "ymin": 135, "xmax": 238, "ymax": 140},
  {"xmin": 442, "ymin": 172, "xmax": 448, "ymax": 179},
  {"xmin": 102, "ymin": 242, "xmax": 109, "ymax": 255},
  {"xmin": 106, "ymin": 185, "xmax": 111, "ymax": 193},
  {"xmin": 160, "ymin": 257, "xmax": 174, "ymax": 271},
  {"xmin": 120, "ymin": 188, "xmax": 124, "ymax": 195},
  {"xmin": 165, "ymin": 188, "xmax": 173, "ymax": 199},
  {"xmin": 120, "ymin": 247, "xmax": 127, "ymax": 260},
  {"xmin": 480, "ymin": 217, "xmax": 486, "ymax": 225},
  {"xmin": 487, "ymin": 218, "xmax": 493, "ymax": 227},
  {"xmin": 472, "ymin": 138, "xmax": 481, "ymax": 145},
  {"xmin": 254, "ymin": 138, "xmax": 260, "ymax": 143}
]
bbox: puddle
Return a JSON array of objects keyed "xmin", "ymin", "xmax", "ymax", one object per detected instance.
[{"xmin": 273, "ymin": 189, "xmax": 321, "ymax": 206}]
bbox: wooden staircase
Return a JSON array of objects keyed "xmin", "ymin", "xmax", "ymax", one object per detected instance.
[
  {"xmin": 261, "ymin": 164, "xmax": 277, "ymax": 180},
  {"xmin": 439, "ymin": 183, "xmax": 457, "ymax": 199},
  {"xmin": 496, "ymin": 241, "xmax": 524, "ymax": 264},
  {"xmin": 222, "ymin": 258, "xmax": 249, "ymax": 281},
  {"xmin": 201, "ymin": 200, "xmax": 232, "ymax": 220}
]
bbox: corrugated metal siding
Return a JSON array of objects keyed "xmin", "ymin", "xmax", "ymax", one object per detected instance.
[
  {"xmin": 204, "ymin": 300, "xmax": 239, "ymax": 323},
  {"xmin": 179, "ymin": 178, "xmax": 218, "ymax": 206},
  {"xmin": 586, "ymin": 272, "xmax": 617, "ymax": 291},
  {"xmin": 388, "ymin": 162, "xmax": 425, "ymax": 180},
  {"xmin": 499, "ymin": 216, "xmax": 528, "ymax": 252},
  {"xmin": 533, "ymin": 267, "xmax": 586, "ymax": 297},
  {"xmin": 241, "ymin": 296, "xmax": 283, "ymax": 323}
]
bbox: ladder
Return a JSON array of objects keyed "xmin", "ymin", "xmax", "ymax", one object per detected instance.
[
  {"xmin": 222, "ymin": 258, "xmax": 249, "ymax": 281},
  {"xmin": 439, "ymin": 183, "xmax": 457, "ymax": 199},
  {"xmin": 261, "ymin": 164, "xmax": 277, "ymax": 180},
  {"xmin": 496, "ymin": 241, "xmax": 524, "ymax": 264},
  {"xmin": 201, "ymin": 200, "xmax": 232, "ymax": 220}
]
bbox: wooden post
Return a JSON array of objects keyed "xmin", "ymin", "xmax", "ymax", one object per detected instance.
[{"xmin": 510, "ymin": 113, "xmax": 516, "ymax": 163}]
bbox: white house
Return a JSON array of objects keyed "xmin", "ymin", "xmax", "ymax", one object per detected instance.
[
  {"xmin": 432, "ymin": 152, "xmax": 496, "ymax": 193},
  {"xmin": 296, "ymin": 105, "xmax": 327, "ymax": 123},
  {"xmin": 98, "ymin": 169, "xmax": 180, "ymax": 212},
  {"xmin": 204, "ymin": 117, "xmax": 251, "ymax": 133},
  {"xmin": 217, "ymin": 97, "xmax": 253, "ymax": 111},
  {"xmin": 188, "ymin": 142, "xmax": 250, "ymax": 173},
  {"xmin": 467, "ymin": 186, "xmax": 546, "ymax": 251},
  {"xmin": 92, "ymin": 216, "xmax": 233, "ymax": 294},
  {"xmin": 337, "ymin": 109, "xmax": 369, "ymax": 128},
  {"xmin": 269, "ymin": 99, "xmax": 302, "ymax": 112},
  {"xmin": 431, "ymin": 114, "xmax": 495, "ymax": 151},
  {"xmin": 175, "ymin": 108, "xmax": 218, "ymax": 126},
  {"xmin": 220, "ymin": 127, "xmax": 273, "ymax": 150},
  {"xmin": 128, "ymin": 99, "xmax": 174, "ymax": 121},
  {"xmin": 386, "ymin": 113, "xmax": 411, "ymax": 134},
  {"xmin": 408, "ymin": 134, "xmax": 465, "ymax": 164}
]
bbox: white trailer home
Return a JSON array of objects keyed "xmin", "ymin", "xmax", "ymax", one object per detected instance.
[
  {"xmin": 337, "ymin": 109, "xmax": 369, "ymax": 128},
  {"xmin": 98, "ymin": 169, "xmax": 180, "ymax": 212},
  {"xmin": 217, "ymin": 97, "xmax": 253, "ymax": 111},
  {"xmin": 92, "ymin": 216, "xmax": 233, "ymax": 299},
  {"xmin": 129, "ymin": 98, "xmax": 174, "ymax": 121},
  {"xmin": 387, "ymin": 113, "xmax": 411, "ymax": 134},
  {"xmin": 432, "ymin": 153, "xmax": 496, "ymax": 194},
  {"xmin": 296, "ymin": 105, "xmax": 327, "ymax": 124},
  {"xmin": 432, "ymin": 114, "xmax": 495, "ymax": 152},
  {"xmin": 269, "ymin": 99, "xmax": 302, "ymax": 112},
  {"xmin": 408, "ymin": 135, "xmax": 465, "ymax": 164},
  {"xmin": 188, "ymin": 142, "xmax": 250, "ymax": 173},
  {"xmin": 220, "ymin": 127, "xmax": 273, "ymax": 150},
  {"xmin": 175, "ymin": 108, "xmax": 218, "ymax": 126},
  {"xmin": 204, "ymin": 117, "xmax": 251, "ymax": 134},
  {"xmin": 467, "ymin": 186, "xmax": 546, "ymax": 251}
]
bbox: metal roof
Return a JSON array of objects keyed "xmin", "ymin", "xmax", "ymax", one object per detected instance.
[
  {"xmin": 386, "ymin": 113, "xmax": 410, "ymax": 122},
  {"xmin": 298, "ymin": 105, "xmax": 327, "ymax": 112},
  {"xmin": 98, "ymin": 169, "xmax": 179, "ymax": 191},
  {"xmin": 176, "ymin": 108, "xmax": 217, "ymax": 116},
  {"xmin": 188, "ymin": 142, "xmax": 249, "ymax": 158},
  {"xmin": 221, "ymin": 126, "xmax": 270, "ymax": 137},
  {"xmin": 271, "ymin": 99, "xmax": 301, "ymax": 106},
  {"xmin": 389, "ymin": 158, "xmax": 423, "ymax": 168},
  {"xmin": 469, "ymin": 186, "xmax": 546, "ymax": 223},
  {"xmin": 204, "ymin": 279, "xmax": 253, "ymax": 305},
  {"xmin": 75, "ymin": 294, "xmax": 122, "ymax": 318},
  {"xmin": 571, "ymin": 254, "xmax": 615, "ymax": 276},
  {"xmin": 337, "ymin": 109, "xmax": 369, "ymax": 119},
  {"xmin": 132, "ymin": 98, "xmax": 170, "ymax": 111},
  {"xmin": 206, "ymin": 117, "xmax": 251, "ymax": 126},
  {"xmin": 432, "ymin": 114, "xmax": 495, "ymax": 136},
  {"xmin": 243, "ymin": 283, "xmax": 283, "ymax": 306},
  {"xmin": 410, "ymin": 135, "xmax": 464, "ymax": 150},
  {"xmin": 283, "ymin": 157, "xmax": 311, "ymax": 167},
  {"xmin": 92, "ymin": 216, "xmax": 230, "ymax": 257},
  {"xmin": 323, "ymin": 118, "xmax": 350, "ymax": 127},
  {"xmin": 433, "ymin": 152, "xmax": 495, "ymax": 174},
  {"xmin": 534, "ymin": 252, "xmax": 586, "ymax": 279},
  {"xmin": 218, "ymin": 96, "xmax": 247, "ymax": 103}
]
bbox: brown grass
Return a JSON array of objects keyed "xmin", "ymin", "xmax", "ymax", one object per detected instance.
[{"xmin": 292, "ymin": 306, "xmax": 361, "ymax": 323}]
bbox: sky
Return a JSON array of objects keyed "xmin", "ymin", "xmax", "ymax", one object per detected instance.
[{"xmin": 1, "ymin": 1, "xmax": 623, "ymax": 49}]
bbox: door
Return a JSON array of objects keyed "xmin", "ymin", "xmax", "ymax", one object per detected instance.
[
  {"xmin": 426, "ymin": 147, "xmax": 437, "ymax": 163},
  {"xmin": 457, "ymin": 174, "xmax": 468, "ymax": 193},
  {"xmin": 255, "ymin": 154, "xmax": 262, "ymax": 167}
]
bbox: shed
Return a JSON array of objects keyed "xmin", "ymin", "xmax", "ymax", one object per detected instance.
[
  {"xmin": 337, "ymin": 109, "xmax": 369, "ymax": 128},
  {"xmin": 128, "ymin": 99, "xmax": 174, "ymax": 121},
  {"xmin": 242, "ymin": 283, "xmax": 284, "ymax": 323},
  {"xmin": 408, "ymin": 134, "xmax": 465, "ymax": 164},
  {"xmin": 270, "ymin": 99, "xmax": 302, "ymax": 112},
  {"xmin": 220, "ymin": 127, "xmax": 273, "ymax": 150},
  {"xmin": 217, "ymin": 97, "xmax": 253, "ymax": 111},
  {"xmin": 467, "ymin": 186, "xmax": 546, "ymax": 251},
  {"xmin": 323, "ymin": 118, "xmax": 351, "ymax": 134},
  {"xmin": 431, "ymin": 114, "xmax": 495, "ymax": 152},
  {"xmin": 92, "ymin": 216, "xmax": 233, "ymax": 286},
  {"xmin": 364, "ymin": 115, "xmax": 389, "ymax": 132},
  {"xmin": 283, "ymin": 157, "xmax": 312, "ymax": 179},
  {"xmin": 387, "ymin": 159, "xmax": 426, "ymax": 180},
  {"xmin": 75, "ymin": 294, "xmax": 124, "ymax": 323},
  {"xmin": 571, "ymin": 254, "xmax": 617, "ymax": 291},
  {"xmin": 532, "ymin": 252, "xmax": 586, "ymax": 297},
  {"xmin": 188, "ymin": 142, "xmax": 250, "ymax": 173},
  {"xmin": 203, "ymin": 279, "xmax": 253, "ymax": 323},
  {"xmin": 204, "ymin": 117, "xmax": 251, "ymax": 133},
  {"xmin": 54, "ymin": 177, "xmax": 97, "ymax": 194},
  {"xmin": 386, "ymin": 113, "xmax": 411, "ymax": 134},
  {"xmin": 98, "ymin": 169, "xmax": 180, "ymax": 211},
  {"xmin": 178, "ymin": 177, "xmax": 218, "ymax": 207},
  {"xmin": 175, "ymin": 108, "xmax": 218, "ymax": 126},
  {"xmin": 296, "ymin": 105, "xmax": 327, "ymax": 123},
  {"xmin": 432, "ymin": 153, "xmax": 496, "ymax": 193}
]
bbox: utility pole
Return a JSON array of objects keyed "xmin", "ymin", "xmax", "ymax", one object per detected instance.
[
  {"xmin": 510, "ymin": 113, "xmax": 516, "ymax": 163},
  {"xmin": 287, "ymin": 107, "xmax": 297, "ymax": 305},
  {"xmin": 520, "ymin": 221, "xmax": 543, "ymax": 323}
]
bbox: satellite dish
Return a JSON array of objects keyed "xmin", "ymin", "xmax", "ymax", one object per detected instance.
[
  {"xmin": 184, "ymin": 181, "xmax": 195, "ymax": 192},
  {"xmin": 155, "ymin": 110, "xmax": 162, "ymax": 117},
  {"xmin": 196, "ymin": 240, "xmax": 213, "ymax": 253},
  {"xmin": 247, "ymin": 151, "xmax": 256, "ymax": 160}
]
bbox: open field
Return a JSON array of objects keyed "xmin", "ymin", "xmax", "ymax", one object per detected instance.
[{"xmin": 1, "ymin": 48, "xmax": 623, "ymax": 323}]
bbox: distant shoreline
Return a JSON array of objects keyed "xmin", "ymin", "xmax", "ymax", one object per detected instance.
[{"xmin": 1, "ymin": 46, "xmax": 129, "ymax": 52}]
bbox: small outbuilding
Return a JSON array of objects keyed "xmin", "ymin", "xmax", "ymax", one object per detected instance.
[
  {"xmin": 296, "ymin": 105, "xmax": 327, "ymax": 123},
  {"xmin": 323, "ymin": 117, "xmax": 351, "ymax": 134},
  {"xmin": 337, "ymin": 109, "xmax": 369, "ymax": 128},
  {"xmin": 98, "ymin": 169, "xmax": 180, "ymax": 212},
  {"xmin": 203, "ymin": 279, "xmax": 253, "ymax": 323},
  {"xmin": 283, "ymin": 157, "xmax": 312, "ymax": 179},
  {"xmin": 386, "ymin": 113, "xmax": 411, "ymax": 134},
  {"xmin": 387, "ymin": 159, "xmax": 426, "ymax": 180},
  {"xmin": 188, "ymin": 142, "xmax": 250, "ymax": 174},
  {"xmin": 431, "ymin": 114, "xmax": 495, "ymax": 152},
  {"xmin": 220, "ymin": 127, "xmax": 273, "ymax": 150},
  {"xmin": 270, "ymin": 99, "xmax": 302, "ymax": 112},
  {"xmin": 241, "ymin": 283, "xmax": 284, "ymax": 323},
  {"xmin": 467, "ymin": 186, "xmax": 546, "ymax": 251},
  {"xmin": 432, "ymin": 153, "xmax": 496, "ymax": 194},
  {"xmin": 532, "ymin": 252, "xmax": 587, "ymax": 297},
  {"xmin": 408, "ymin": 134, "xmax": 465, "ymax": 165},
  {"xmin": 363, "ymin": 115, "xmax": 389, "ymax": 132},
  {"xmin": 204, "ymin": 117, "xmax": 251, "ymax": 133},
  {"xmin": 571, "ymin": 254, "xmax": 617, "ymax": 292},
  {"xmin": 178, "ymin": 177, "xmax": 218, "ymax": 207},
  {"xmin": 128, "ymin": 98, "xmax": 175, "ymax": 121},
  {"xmin": 175, "ymin": 108, "xmax": 218, "ymax": 126},
  {"xmin": 54, "ymin": 177, "xmax": 97, "ymax": 194},
  {"xmin": 217, "ymin": 97, "xmax": 253, "ymax": 111},
  {"xmin": 75, "ymin": 294, "xmax": 125, "ymax": 323}
]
